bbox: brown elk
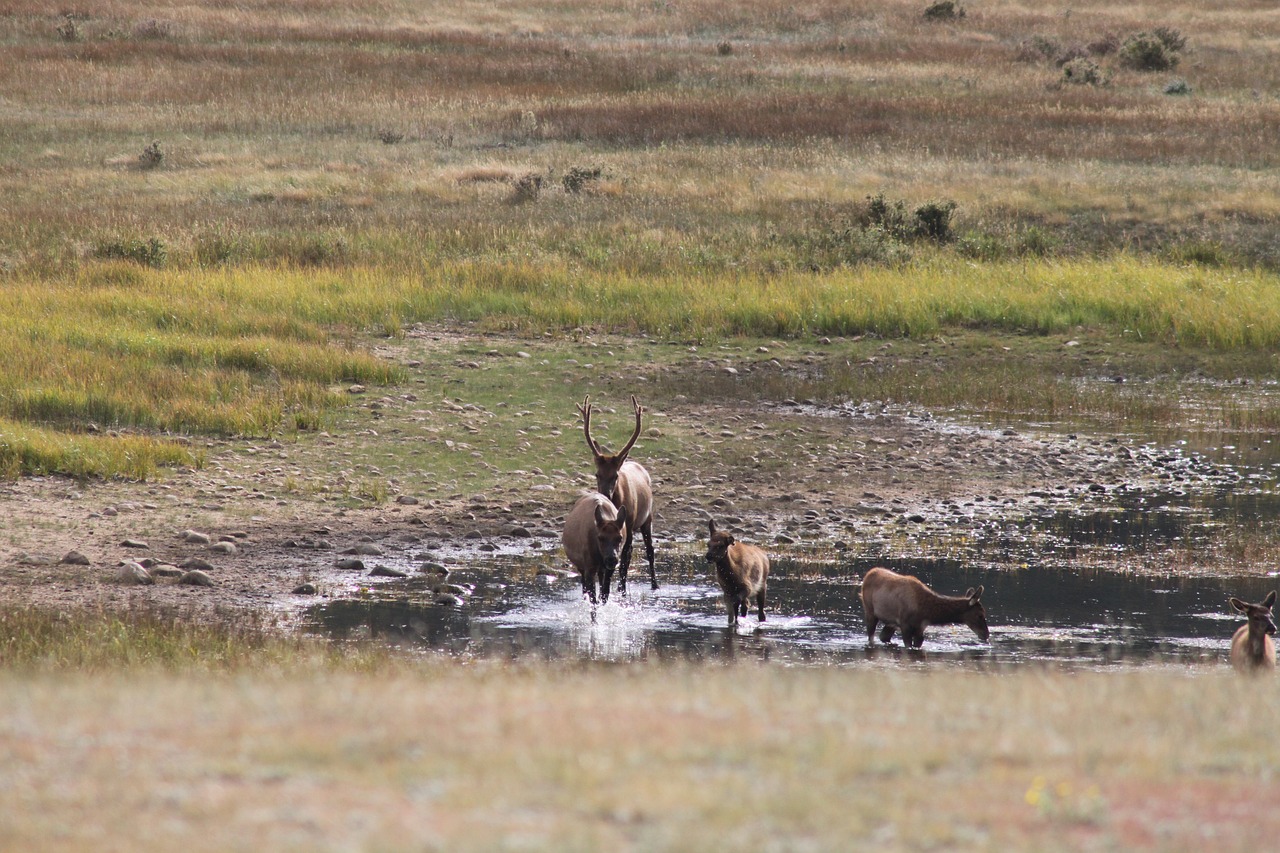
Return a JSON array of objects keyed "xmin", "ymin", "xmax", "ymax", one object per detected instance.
[
  {"xmin": 704, "ymin": 519, "xmax": 769, "ymax": 628},
  {"xmin": 562, "ymin": 492, "xmax": 628, "ymax": 605},
  {"xmin": 860, "ymin": 567, "xmax": 988, "ymax": 649},
  {"xmin": 577, "ymin": 394, "xmax": 656, "ymax": 593},
  {"xmin": 1229, "ymin": 591, "xmax": 1277, "ymax": 673}
]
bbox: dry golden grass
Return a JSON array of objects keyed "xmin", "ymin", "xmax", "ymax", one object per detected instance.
[
  {"xmin": 3, "ymin": 663, "xmax": 1279, "ymax": 851},
  {"xmin": 1, "ymin": 0, "xmax": 1277, "ymax": 274}
]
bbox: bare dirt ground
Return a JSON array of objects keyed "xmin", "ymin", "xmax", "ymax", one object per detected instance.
[{"xmin": 0, "ymin": 331, "xmax": 1230, "ymax": 630}]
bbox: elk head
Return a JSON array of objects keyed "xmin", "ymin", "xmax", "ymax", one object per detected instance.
[
  {"xmin": 577, "ymin": 394, "xmax": 644, "ymax": 499},
  {"xmin": 593, "ymin": 500, "xmax": 627, "ymax": 570},
  {"xmin": 1231, "ymin": 591, "xmax": 1278, "ymax": 636},
  {"xmin": 962, "ymin": 586, "xmax": 990, "ymax": 642},
  {"xmin": 705, "ymin": 518, "xmax": 734, "ymax": 564}
]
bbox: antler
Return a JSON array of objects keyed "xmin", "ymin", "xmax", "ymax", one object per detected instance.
[
  {"xmin": 615, "ymin": 395, "xmax": 644, "ymax": 460},
  {"xmin": 577, "ymin": 395, "xmax": 601, "ymax": 455}
]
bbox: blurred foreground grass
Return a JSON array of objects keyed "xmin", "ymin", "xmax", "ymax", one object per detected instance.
[{"xmin": 2, "ymin": 605, "xmax": 1278, "ymax": 850}]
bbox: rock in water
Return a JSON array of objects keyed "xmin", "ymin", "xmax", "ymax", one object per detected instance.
[{"xmin": 178, "ymin": 570, "xmax": 214, "ymax": 587}]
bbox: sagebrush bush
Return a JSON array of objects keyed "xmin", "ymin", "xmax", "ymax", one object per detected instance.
[
  {"xmin": 510, "ymin": 172, "xmax": 544, "ymax": 203},
  {"xmin": 1163, "ymin": 78, "xmax": 1191, "ymax": 96},
  {"xmin": 1119, "ymin": 31, "xmax": 1181, "ymax": 71},
  {"xmin": 138, "ymin": 140, "xmax": 164, "ymax": 169},
  {"xmin": 562, "ymin": 166, "xmax": 602, "ymax": 194},
  {"xmin": 1062, "ymin": 57, "xmax": 1107, "ymax": 86},
  {"xmin": 923, "ymin": 1, "xmax": 964, "ymax": 21},
  {"xmin": 913, "ymin": 200, "xmax": 958, "ymax": 242},
  {"xmin": 93, "ymin": 237, "xmax": 168, "ymax": 268}
]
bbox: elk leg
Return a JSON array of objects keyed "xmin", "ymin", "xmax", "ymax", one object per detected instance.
[
  {"xmin": 865, "ymin": 616, "xmax": 878, "ymax": 644},
  {"xmin": 617, "ymin": 529, "xmax": 634, "ymax": 594},
  {"xmin": 757, "ymin": 587, "xmax": 767, "ymax": 622},
  {"xmin": 725, "ymin": 596, "xmax": 737, "ymax": 628},
  {"xmin": 879, "ymin": 624, "xmax": 896, "ymax": 644},
  {"xmin": 642, "ymin": 518, "xmax": 657, "ymax": 590},
  {"xmin": 582, "ymin": 574, "xmax": 598, "ymax": 605}
]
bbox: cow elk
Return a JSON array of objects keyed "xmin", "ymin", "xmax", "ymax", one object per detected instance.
[
  {"xmin": 860, "ymin": 567, "xmax": 988, "ymax": 649},
  {"xmin": 562, "ymin": 493, "xmax": 628, "ymax": 605},
  {"xmin": 1229, "ymin": 591, "xmax": 1277, "ymax": 673},
  {"xmin": 577, "ymin": 394, "xmax": 656, "ymax": 593},
  {"xmin": 705, "ymin": 519, "xmax": 769, "ymax": 629}
]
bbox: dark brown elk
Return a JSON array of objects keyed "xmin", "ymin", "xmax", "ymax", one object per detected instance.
[
  {"xmin": 860, "ymin": 567, "xmax": 988, "ymax": 649},
  {"xmin": 1229, "ymin": 591, "xmax": 1277, "ymax": 673},
  {"xmin": 704, "ymin": 519, "xmax": 769, "ymax": 628},
  {"xmin": 562, "ymin": 493, "xmax": 628, "ymax": 605},
  {"xmin": 577, "ymin": 395, "xmax": 656, "ymax": 593}
]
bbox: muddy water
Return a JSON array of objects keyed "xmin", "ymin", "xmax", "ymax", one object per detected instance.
[{"xmin": 307, "ymin": 551, "xmax": 1278, "ymax": 669}]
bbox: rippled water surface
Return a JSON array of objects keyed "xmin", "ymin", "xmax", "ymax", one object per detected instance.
[{"xmin": 308, "ymin": 552, "xmax": 1278, "ymax": 669}]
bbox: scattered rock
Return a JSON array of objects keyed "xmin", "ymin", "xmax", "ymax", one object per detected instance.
[
  {"xmin": 369, "ymin": 565, "xmax": 408, "ymax": 578},
  {"xmin": 292, "ymin": 583, "xmax": 317, "ymax": 595},
  {"xmin": 775, "ymin": 533, "xmax": 797, "ymax": 544},
  {"xmin": 508, "ymin": 526, "xmax": 533, "ymax": 538},
  {"xmin": 395, "ymin": 495, "xmax": 420, "ymax": 506},
  {"xmin": 120, "ymin": 539, "xmax": 149, "ymax": 549},
  {"xmin": 432, "ymin": 582, "xmax": 471, "ymax": 596},
  {"xmin": 335, "ymin": 557, "xmax": 366, "ymax": 571},
  {"xmin": 209, "ymin": 541, "xmax": 238, "ymax": 555},
  {"xmin": 119, "ymin": 562, "xmax": 153, "ymax": 585},
  {"xmin": 150, "ymin": 564, "xmax": 184, "ymax": 579},
  {"xmin": 60, "ymin": 550, "xmax": 91, "ymax": 566},
  {"xmin": 434, "ymin": 593, "xmax": 464, "ymax": 607},
  {"xmin": 179, "ymin": 570, "xmax": 214, "ymax": 587},
  {"xmin": 17, "ymin": 553, "xmax": 56, "ymax": 566},
  {"xmin": 183, "ymin": 531, "xmax": 212, "ymax": 545},
  {"xmin": 180, "ymin": 557, "xmax": 216, "ymax": 571},
  {"xmin": 342, "ymin": 543, "xmax": 385, "ymax": 556}
]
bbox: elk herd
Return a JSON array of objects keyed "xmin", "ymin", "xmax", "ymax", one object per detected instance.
[{"xmin": 560, "ymin": 395, "xmax": 1276, "ymax": 673}]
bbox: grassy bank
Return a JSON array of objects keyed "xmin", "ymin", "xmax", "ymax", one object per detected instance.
[
  {"xmin": 4, "ymin": 257, "xmax": 1280, "ymax": 479},
  {"xmin": 2, "ymin": 655, "xmax": 1278, "ymax": 851}
]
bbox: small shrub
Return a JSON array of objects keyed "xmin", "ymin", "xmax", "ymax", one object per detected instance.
[
  {"xmin": 1119, "ymin": 31, "xmax": 1180, "ymax": 71},
  {"xmin": 132, "ymin": 18, "xmax": 173, "ymax": 40},
  {"xmin": 923, "ymin": 1, "xmax": 965, "ymax": 21},
  {"xmin": 1062, "ymin": 57, "xmax": 1107, "ymax": 86},
  {"xmin": 1163, "ymin": 77, "xmax": 1191, "ymax": 96},
  {"xmin": 1016, "ymin": 35, "xmax": 1060, "ymax": 64},
  {"xmin": 94, "ymin": 237, "xmax": 168, "ymax": 268},
  {"xmin": 865, "ymin": 193, "xmax": 910, "ymax": 237},
  {"xmin": 717, "ymin": 41, "xmax": 733, "ymax": 56},
  {"xmin": 1151, "ymin": 27, "xmax": 1187, "ymax": 53},
  {"xmin": 56, "ymin": 14, "xmax": 81, "ymax": 42},
  {"xmin": 912, "ymin": 200, "xmax": 958, "ymax": 242},
  {"xmin": 293, "ymin": 234, "xmax": 351, "ymax": 267},
  {"xmin": 377, "ymin": 129, "xmax": 405, "ymax": 145},
  {"xmin": 138, "ymin": 140, "xmax": 164, "ymax": 169},
  {"xmin": 562, "ymin": 166, "xmax": 602, "ymax": 194},
  {"xmin": 1087, "ymin": 33, "xmax": 1120, "ymax": 56},
  {"xmin": 510, "ymin": 172, "xmax": 544, "ymax": 203}
]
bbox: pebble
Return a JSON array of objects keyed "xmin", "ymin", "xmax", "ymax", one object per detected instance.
[
  {"xmin": 209, "ymin": 541, "xmax": 237, "ymax": 555},
  {"xmin": 395, "ymin": 495, "xmax": 420, "ymax": 505},
  {"xmin": 61, "ymin": 550, "xmax": 91, "ymax": 566},
  {"xmin": 179, "ymin": 570, "xmax": 214, "ymax": 587},
  {"xmin": 180, "ymin": 557, "xmax": 216, "ymax": 571},
  {"xmin": 335, "ymin": 557, "xmax": 366, "ymax": 571},
  {"xmin": 183, "ymin": 531, "xmax": 212, "ymax": 545},
  {"xmin": 292, "ymin": 583, "xmax": 318, "ymax": 595},
  {"xmin": 120, "ymin": 539, "xmax": 149, "ymax": 549}
]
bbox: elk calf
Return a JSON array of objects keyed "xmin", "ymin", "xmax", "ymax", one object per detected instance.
[
  {"xmin": 705, "ymin": 519, "xmax": 769, "ymax": 628},
  {"xmin": 1229, "ymin": 591, "xmax": 1277, "ymax": 673},
  {"xmin": 562, "ymin": 493, "xmax": 628, "ymax": 605},
  {"xmin": 578, "ymin": 395, "xmax": 657, "ymax": 592},
  {"xmin": 860, "ymin": 567, "xmax": 988, "ymax": 649}
]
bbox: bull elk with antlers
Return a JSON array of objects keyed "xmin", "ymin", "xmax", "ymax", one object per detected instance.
[{"xmin": 577, "ymin": 395, "xmax": 657, "ymax": 593}]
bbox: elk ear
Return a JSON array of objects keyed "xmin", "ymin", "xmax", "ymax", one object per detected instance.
[
  {"xmin": 1230, "ymin": 597, "xmax": 1249, "ymax": 614},
  {"xmin": 708, "ymin": 519, "xmax": 718, "ymax": 535},
  {"xmin": 1265, "ymin": 591, "xmax": 1277, "ymax": 609},
  {"xmin": 968, "ymin": 586, "xmax": 983, "ymax": 604}
]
